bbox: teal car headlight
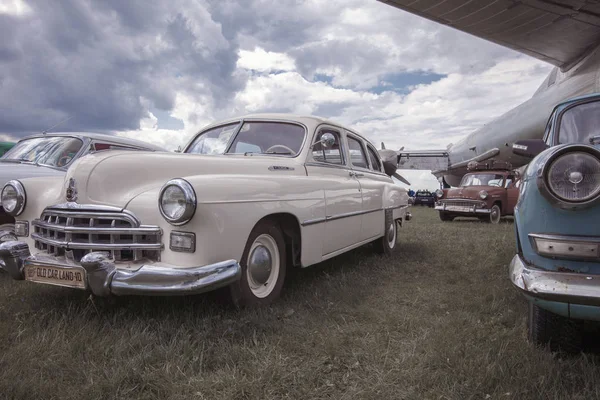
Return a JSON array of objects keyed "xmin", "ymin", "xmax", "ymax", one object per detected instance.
[{"xmin": 538, "ymin": 145, "xmax": 600, "ymax": 209}]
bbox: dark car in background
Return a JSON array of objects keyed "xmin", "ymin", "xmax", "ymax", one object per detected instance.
[{"xmin": 413, "ymin": 190, "xmax": 436, "ymax": 207}]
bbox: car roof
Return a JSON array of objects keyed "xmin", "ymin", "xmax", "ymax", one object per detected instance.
[{"xmin": 17, "ymin": 132, "xmax": 167, "ymax": 151}]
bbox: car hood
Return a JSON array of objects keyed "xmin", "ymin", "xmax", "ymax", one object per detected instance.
[
  {"xmin": 64, "ymin": 151, "xmax": 304, "ymax": 208},
  {"xmin": 0, "ymin": 161, "xmax": 65, "ymax": 188}
]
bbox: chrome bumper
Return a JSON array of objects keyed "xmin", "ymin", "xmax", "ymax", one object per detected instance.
[
  {"xmin": 0, "ymin": 241, "xmax": 242, "ymax": 297},
  {"xmin": 434, "ymin": 204, "xmax": 491, "ymax": 214},
  {"xmin": 509, "ymin": 253, "xmax": 600, "ymax": 307}
]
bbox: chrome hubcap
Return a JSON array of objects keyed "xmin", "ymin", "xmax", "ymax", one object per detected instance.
[
  {"xmin": 248, "ymin": 245, "xmax": 272, "ymax": 285},
  {"xmin": 246, "ymin": 234, "xmax": 280, "ymax": 298},
  {"xmin": 387, "ymin": 222, "xmax": 396, "ymax": 248}
]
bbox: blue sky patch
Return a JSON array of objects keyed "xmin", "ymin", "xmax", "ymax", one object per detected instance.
[
  {"xmin": 372, "ymin": 72, "xmax": 446, "ymax": 94},
  {"xmin": 151, "ymin": 108, "xmax": 185, "ymax": 130}
]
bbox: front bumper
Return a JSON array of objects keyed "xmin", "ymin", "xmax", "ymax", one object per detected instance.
[
  {"xmin": 0, "ymin": 241, "xmax": 241, "ymax": 297},
  {"xmin": 435, "ymin": 202, "xmax": 491, "ymax": 214},
  {"xmin": 509, "ymin": 253, "xmax": 600, "ymax": 307}
]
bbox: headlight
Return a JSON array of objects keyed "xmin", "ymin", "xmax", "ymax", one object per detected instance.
[
  {"xmin": 1, "ymin": 180, "xmax": 26, "ymax": 216},
  {"xmin": 159, "ymin": 179, "xmax": 196, "ymax": 225},
  {"xmin": 435, "ymin": 189, "xmax": 443, "ymax": 198},
  {"xmin": 479, "ymin": 190, "xmax": 488, "ymax": 200},
  {"xmin": 546, "ymin": 151, "xmax": 600, "ymax": 202}
]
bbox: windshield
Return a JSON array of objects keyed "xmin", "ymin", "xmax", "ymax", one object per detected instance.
[
  {"xmin": 186, "ymin": 123, "xmax": 239, "ymax": 155},
  {"xmin": 2, "ymin": 137, "xmax": 84, "ymax": 168},
  {"xmin": 227, "ymin": 121, "xmax": 305, "ymax": 156},
  {"xmin": 460, "ymin": 174, "xmax": 504, "ymax": 187},
  {"xmin": 186, "ymin": 121, "xmax": 305, "ymax": 156},
  {"xmin": 558, "ymin": 101, "xmax": 600, "ymax": 145}
]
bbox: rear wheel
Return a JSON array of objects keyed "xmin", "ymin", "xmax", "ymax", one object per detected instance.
[
  {"xmin": 230, "ymin": 220, "xmax": 287, "ymax": 307},
  {"xmin": 528, "ymin": 302, "xmax": 583, "ymax": 353},
  {"xmin": 373, "ymin": 212, "xmax": 397, "ymax": 255},
  {"xmin": 439, "ymin": 212, "xmax": 454, "ymax": 222}
]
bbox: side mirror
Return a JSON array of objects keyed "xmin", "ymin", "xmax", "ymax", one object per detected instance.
[
  {"xmin": 319, "ymin": 132, "xmax": 336, "ymax": 148},
  {"xmin": 512, "ymin": 139, "xmax": 549, "ymax": 158}
]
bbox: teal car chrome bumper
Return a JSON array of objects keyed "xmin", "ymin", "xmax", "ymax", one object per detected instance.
[{"xmin": 510, "ymin": 253, "xmax": 600, "ymax": 307}]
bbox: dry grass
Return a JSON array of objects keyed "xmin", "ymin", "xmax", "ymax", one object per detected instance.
[{"xmin": 1, "ymin": 207, "xmax": 600, "ymax": 400}]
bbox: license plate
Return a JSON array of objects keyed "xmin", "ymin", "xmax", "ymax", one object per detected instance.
[
  {"xmin": 446, "ymin": 206, "xmax": 473, "ymax": 213},
  {"xmin": 23, "ymin": 264, "xmax": 87, "ymax": 289}
]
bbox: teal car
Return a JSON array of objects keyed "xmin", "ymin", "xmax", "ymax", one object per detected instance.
[
  {"xmin": 0, "ymin": 142, "xmax": 15, "ymax": 157},
  {"xmin": 509, "ymin": 94, "xmax": 600, "ymax": 352}
]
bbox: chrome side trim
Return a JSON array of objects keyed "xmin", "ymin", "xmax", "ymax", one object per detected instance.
[
  {"xmin": 509, "ymin": 253, "xmax": 600, "ymax": 307},
  {"xmin": 301, "ymin": 208, "xmax": 382, "ymax": 226}
]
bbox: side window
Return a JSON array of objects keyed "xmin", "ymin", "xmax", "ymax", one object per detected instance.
[
  {"xmin": 347, "ymin": 136, "xmax": 368, "ymax": 169},
  {"xmin": 367, "ymin": 145, "xmax": 382, "ymax": 172},
  {"xmin": 93, "ymin": 143, "xmax": 137, "ymax": 152},
  {"xmin": 505, "ymin": 175, "xmax": 515, "ymax": 188},
  {"xmin": 311, "ymin": 131, "xmax": 344, "ymax": 165}
]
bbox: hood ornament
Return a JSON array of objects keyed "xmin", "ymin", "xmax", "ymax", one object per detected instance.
[{"xmin": 66, "ymin": 178, "xmax": 78, "ymax": 202}]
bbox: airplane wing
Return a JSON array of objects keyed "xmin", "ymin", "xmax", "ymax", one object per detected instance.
[{"xmin": 378, "ymin": 0, "xmax": 600, "ymax": 70}]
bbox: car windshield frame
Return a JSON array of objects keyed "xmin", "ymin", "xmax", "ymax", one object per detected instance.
[
  {"xmin": 1, "ymin": 136, "xmax": 85, "ymax": 169},
  {"xmin": 460, "ymin": 173, "xmax": 505, "ymax": 187},
  {"xmin": 556, "ymin": 99, "xmax": 600, "ymax": 146},
  {"xmin": 184, "ymin": 119, "xmax": 307, "ymax": 158}
]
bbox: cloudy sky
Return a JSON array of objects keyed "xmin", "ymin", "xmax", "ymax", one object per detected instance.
[{"xmin": 0, "ymin": 0, "xmax": 553, "ymax": 189}]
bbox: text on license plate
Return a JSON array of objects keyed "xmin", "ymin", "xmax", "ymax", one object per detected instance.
[{"xmin": 24, "ymin": 265, "xmax": 87, "ymax": 289}]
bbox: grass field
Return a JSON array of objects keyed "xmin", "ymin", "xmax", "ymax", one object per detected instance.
[{"xmin": 1, "ymin": 207, "xmax": 600, "ymax": 399}]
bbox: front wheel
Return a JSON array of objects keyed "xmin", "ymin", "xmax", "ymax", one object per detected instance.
[
  {"xmin": 528, "ymin": 302, "xmax": 583, "ymax": 353},
  {"xmin": 489, "ymin": 204, "xmax": 501, "ymax": 224},
  {"xmin": 230, "ymin": 220, "xmax": 287, "ymax": 306}
]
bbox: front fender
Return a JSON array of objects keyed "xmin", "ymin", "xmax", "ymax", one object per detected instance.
[{"xmin": 126, "ymin": 174, "xmax": 327, "ymax": 267}]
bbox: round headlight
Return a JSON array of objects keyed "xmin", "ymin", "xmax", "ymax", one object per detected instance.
[
  {"xmin": 479, "ymin": 190, "xmax": 488, "ymax": 200},
  {"xmin": 1, "ymin": 180, "xmax": 26, "ymax": 216},
  {"xmin": 159, "ymin": 179, "xmax": 196, "ymax": 225},
  {"xmin": 435, "ymin": 189, "xmax": 443, "ymax": 198},
  {"xmin": 546, "ymin": 151, "xmax": 600, "ymax": 203}
]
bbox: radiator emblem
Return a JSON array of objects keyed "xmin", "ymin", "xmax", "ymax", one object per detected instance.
[{"xmin": 66, "ymin": 178, "xmax": 78, "ymax": 202}]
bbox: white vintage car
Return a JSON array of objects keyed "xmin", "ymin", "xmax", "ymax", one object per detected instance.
[{"xmin": 0, "ymin": 114, "xmax": 410, "ymax": 305}]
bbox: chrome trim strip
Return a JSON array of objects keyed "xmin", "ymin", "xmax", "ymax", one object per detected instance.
[
  {"xmin": 43, "ymin": 205, "xmax": 140, "ymax": 226},
  {"xmin": 32, "ymin": 220, "xmax": 161, "ymax": 235},
  {"xmin": 301, "ymin": 207, "xmax": 382, "ymax": 226},
  {"xmin": 32, "ymin": 233, "xmax": 163, "ymax": 251},
  {"xmin": 509, "ymin": 253, "xmax": 600, "ymax": 307}
]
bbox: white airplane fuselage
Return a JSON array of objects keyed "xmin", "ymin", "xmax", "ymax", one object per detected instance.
[{"xmin": 440, "ymin": 44, "xmax": 600, "ymax": 187}]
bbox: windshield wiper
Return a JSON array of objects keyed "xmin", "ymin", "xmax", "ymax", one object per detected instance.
[
  {"xmin": 589, "ymin": 135, "xmax": 600, "ymax": 145},
  {"xmin": 263, "ymin": 150, "xmax": 293, "ymax": 155}
]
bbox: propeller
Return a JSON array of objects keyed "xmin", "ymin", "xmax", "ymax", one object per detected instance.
[{"xmin": 392, "ymin": 172, "xmax": 411, "ymax": 186}]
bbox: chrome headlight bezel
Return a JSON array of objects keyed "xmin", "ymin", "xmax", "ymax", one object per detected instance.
[
  {"xmin": 1, "ymin": 180, "xmax": 26, "ymax": 216},
  {"xmin": 536, "ymin": 144, "xmax": 600, "ymax": 210},
  {"xmin": 435, "ymin": 189, "xmax": 443, "ymax": 198},
  {"xmin": 158, "ymin": 178, "xmax": 197, "ymax": 225},
  {"xmin": 479, "ymin": 190, "xmax": 488, "ymax": 200}
]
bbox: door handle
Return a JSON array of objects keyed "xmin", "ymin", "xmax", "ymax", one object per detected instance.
[{"xmin": 349, "ymin": 171, "xmax": 364, "ymax": 177}]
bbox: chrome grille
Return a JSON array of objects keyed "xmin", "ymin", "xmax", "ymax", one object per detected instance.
[
  {"xmin": 33, "ymin": 206, "xmax": 162, "ymax": 262},
  {"xmin": 440, "ymin": 199, "xmax": 484, "ymax": 208}
]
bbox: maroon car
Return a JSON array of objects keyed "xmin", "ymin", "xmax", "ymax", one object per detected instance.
[{"xmin": 435, "ymin": 161, "xmax": 520, "ymax": 223}]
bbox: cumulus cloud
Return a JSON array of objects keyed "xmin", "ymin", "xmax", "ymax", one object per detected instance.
[{"xmin": 0, "ymin": 0, "xmax": 555, "ymax": 188}]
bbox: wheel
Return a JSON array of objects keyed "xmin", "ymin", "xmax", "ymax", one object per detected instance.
[
  {"xmin": 373, "ymin": 212, "xmax": 397, "ymax": 255},
  {"xmin": 439, "ymin": 212, "xmax": 454, "ymax": 222},
  {"xmin": 528, "ymin": 302, "xmax": 583, "ymax": 353},
  {"xmin": 488, "ymin": 204, "xmax": 501, "ymax": 224},
  {"xmin": 229, "ymin": 220, "xmax": 287, "ymax": 306}
]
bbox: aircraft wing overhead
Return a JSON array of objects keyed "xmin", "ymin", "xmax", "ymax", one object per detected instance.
[{"xmin": 378, "ymin": 0, "xmax": 600, "ymax": 70}]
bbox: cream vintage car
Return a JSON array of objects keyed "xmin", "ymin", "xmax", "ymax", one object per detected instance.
[{"xmin": 0, "ymin": 114, "xmax": 410, "ymax": 305}]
